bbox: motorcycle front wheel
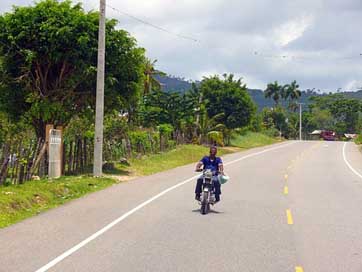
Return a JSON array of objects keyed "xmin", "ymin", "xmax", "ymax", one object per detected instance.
[{"xmin": 201, "ymin": 191, "xmax": 209, "ymax": 215}]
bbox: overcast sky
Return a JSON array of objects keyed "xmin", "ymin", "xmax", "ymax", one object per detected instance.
[{"xmin": 2, "ymin": 0, "xmax": 362, "ymax": 91}]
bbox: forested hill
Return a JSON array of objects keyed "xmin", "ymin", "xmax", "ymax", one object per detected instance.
[
  {"xmin": 158, "ymin": 75, "xmax": 362, "ymax": 110},
  {"xmin": 155, "ymin": 75, "xmax": 195, "ymax": 93}
]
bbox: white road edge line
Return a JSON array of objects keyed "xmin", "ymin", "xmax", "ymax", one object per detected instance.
[
  {"xmin": 343, "ymin": 142, "xmax": 362, "ymax": 179},
  {"xmin": 35, "ymin": 141, "xmax": 296, "ymax": 272}
]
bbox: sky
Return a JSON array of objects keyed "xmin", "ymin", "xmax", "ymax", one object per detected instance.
[{"xmin": 1, "ymin": 0, "xmax": 362, "ymax": 92}]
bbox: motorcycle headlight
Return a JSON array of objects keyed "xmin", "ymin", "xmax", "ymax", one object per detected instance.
[{"xmin": 204, "ymin": 170, "xmax": 213, "ymax": 179}]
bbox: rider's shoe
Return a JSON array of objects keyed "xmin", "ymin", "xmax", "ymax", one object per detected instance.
[{"xmin": 195, "ymin": 195, "xmax": 201, "ymax": 201}]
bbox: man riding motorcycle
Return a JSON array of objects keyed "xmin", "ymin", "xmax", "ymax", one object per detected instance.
[{"xmin": 195, "ymin": 146, "xmax": 224, "ymax": 203}]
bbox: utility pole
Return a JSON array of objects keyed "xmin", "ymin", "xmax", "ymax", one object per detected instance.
[
  {"xmin": 298, "ymin": 103, "xmax": 303, "ymax": 141},
  {"xmin": 93, "ymin": 0, "xmax": 106, "ymax": 177}
]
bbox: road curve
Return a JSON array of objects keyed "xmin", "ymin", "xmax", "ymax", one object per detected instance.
[{"xmin": 0, "ymin": 141, "xmax": 362, "ymax": 272}]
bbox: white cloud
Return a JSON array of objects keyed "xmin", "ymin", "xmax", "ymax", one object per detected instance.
[
  {"xmin": 274, "ymin": 15, "xmax": 314, "ymax": 47},
  {"xmin": 345, "ymin": 80, "xmax": 362, "ymax": 91}
]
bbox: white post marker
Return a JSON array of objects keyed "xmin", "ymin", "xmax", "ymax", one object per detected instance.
[{"xmin": 48, "ymin": 129, "xmax": 62, "ymax": 179}]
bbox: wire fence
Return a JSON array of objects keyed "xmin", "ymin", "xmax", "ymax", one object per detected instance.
[{"xmin": 0, "ymin": 129, "xmax": 178, "ymax": 186}]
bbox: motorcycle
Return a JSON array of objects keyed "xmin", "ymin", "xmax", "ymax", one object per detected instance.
[{"xmin": 196, "ymin": 169, "xmax": 217, "ymax": 215}]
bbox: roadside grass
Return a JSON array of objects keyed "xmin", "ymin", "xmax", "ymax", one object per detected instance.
[
  {"xmin": 230, "ymin": 131, "xmax": 279, "ymax": 149},
  {"xmin": 0, "ymin": 176, "xmax": 116, "ymax": 228},
  {"xmin": 0, "ymin": 134, "xmax": 276, "ymax": 228},
  {"xmin": 113, "ymin": 144, "xmax": 235, "ymax": 176},
  {"xmin": 355, "ymin": 134, "xmax": 362, "ymax": 145}
]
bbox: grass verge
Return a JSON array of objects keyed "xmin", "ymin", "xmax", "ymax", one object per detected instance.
[
  {"xmin": 230, "ymin": 131, "xmax": 279, "ymax": 149},
  {"xmin": 112, "ymin": 144, "xmax": 235, "ymax": 176},
  {"xmin": 0, "ymin": 176, "xmax": 116, "ymax": 228}
]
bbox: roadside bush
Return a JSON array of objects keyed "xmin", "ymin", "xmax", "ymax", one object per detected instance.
[
  {"xmin": 158, "ymin": 124, "xmax": 174, "ymax": 151},
  {"xmin": 262, "ymin": 128, "xmax": 280, "ymax": 138},
  {"xmin": 129, "ymin": 130, "xmax": 154, "ymax": 154},
  {"xmin": 355, "ymin": 134, "xmax": 362, "ymax": 145}
]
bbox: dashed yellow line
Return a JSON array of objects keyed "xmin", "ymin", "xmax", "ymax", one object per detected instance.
[
  {"xmin": 284, "ymin": 186, "xmax": 289, "ymax": 195},
  {"xmin": 284, "ymin": 174, "xmax": 288, "ymax": 180},
  {"xmin": 295, "ymin": 266, "xmax": 304, "ymax": 272},
  {"xmin": 286, "ymin": 209, "xmax": 294, "ymax": 225}
]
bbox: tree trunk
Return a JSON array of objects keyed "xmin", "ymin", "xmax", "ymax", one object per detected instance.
[
  {"xmin": 73, "ymin": 139, "xmax": 78, "ymax": 173},
  {"xmin": 33, "ymin": 120, "xmax": 46, "ymax": 141},
  {"xmin": 83, "ymin": 138, "xmax": 88, "ymax": 169},
  {"xmin": 79, "ymin": 138, "xmax": 84, "ymax": 173},
  {"xmin": 0, "ymin": 144, "xmax": 10, "ymax": 185},
  {"xmin": 68, "ymin": 141, "xmax": 73, "ymax": 174},
  {"xmin": 62, "ymin": 143, "xmax": 66, "ymax": 175},
  {"xmin": 12, "ymin": 144, "xmax": 21, "ymax": 185}
]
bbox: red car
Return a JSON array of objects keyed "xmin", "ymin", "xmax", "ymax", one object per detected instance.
[{"xmin": 321, "ymin": 130, "xmax": 336, "ymax": 141}]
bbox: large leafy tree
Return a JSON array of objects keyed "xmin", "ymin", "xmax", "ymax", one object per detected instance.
[
  {"xmin": 200, "ymin": 74, "xmax": 256, "ymax": 130},
  {"xmin": 309, "ymin": 94, "xmax": 362, "ymax": 133},
  {"xmin": 141, "ymin": 90, "xmax": 195, "ymax": 132},
  {"xmin": 0, "ymin": 0, "xmax": 145, "ymax": 139}
]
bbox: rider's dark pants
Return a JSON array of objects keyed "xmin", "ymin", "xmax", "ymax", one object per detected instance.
[{"xmin": 195, "ymin": 177, "xmax": 221, "ymax": 200}]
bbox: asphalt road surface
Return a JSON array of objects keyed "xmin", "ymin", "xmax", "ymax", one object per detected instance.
[{"xmin": 1, "ymin": 141, "xmax": 362, "ymax": 272}]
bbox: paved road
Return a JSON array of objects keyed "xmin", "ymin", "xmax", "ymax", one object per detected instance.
[{"xmin": 1, "ymin": 141, "xmax": 362, "ymax": 272}]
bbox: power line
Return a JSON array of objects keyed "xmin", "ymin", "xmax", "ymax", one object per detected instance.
[{"xmin": 106, "ymin": 4, "xmax": 199, "ymax": 43}]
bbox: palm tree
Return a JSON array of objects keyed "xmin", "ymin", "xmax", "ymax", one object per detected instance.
[
  {"xmin": 143, "ymin": 59, "xmax": 166, "ymax": 95},
  {"xmin": 265, "ymin": 81, "xmax": 283, "ymax": 106},
  {"xmin": 283, "ymin": 80, "xmax": 301, "ymax": 111},
  {"xmin": 198, "ymin": 109, "xmax": 225, "ymax": 145}
]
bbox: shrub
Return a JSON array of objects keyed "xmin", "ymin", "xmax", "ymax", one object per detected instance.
[
  {"xmin": 207, "ymin": 131, "xmax": 224, "ymax": 146},
  {"xmin": 355, "ymin": 134, "xmax": 362, "ymax": 145}
]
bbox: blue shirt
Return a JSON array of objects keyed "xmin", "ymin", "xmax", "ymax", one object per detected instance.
[{"xmin": 200, "ymin": 156, "xmax": 223, "ymax": 173}]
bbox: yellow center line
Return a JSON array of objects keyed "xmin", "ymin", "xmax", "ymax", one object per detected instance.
[
  {"xmin": 295, "ymin": 266, "xmax": 304, "ymax": 272},
  {"xmin": 286, "ymin": 209, "xmax": 294, "ymax": 225},
  {"xmin": 284, "ymin": 174, "xmax": 288, "ymax": 180},
  {"xmin": 284, "ymin": 186, "xmax": 289, "ymax": 195}
]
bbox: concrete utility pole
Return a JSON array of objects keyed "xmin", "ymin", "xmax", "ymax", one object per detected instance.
[
  {"xmin": 93, "ymin": 0, "xmax": 106, "ymax": 177},
  {"xmin": 299, "ymin": 103, "xmax": 303, "ymax": 141}
]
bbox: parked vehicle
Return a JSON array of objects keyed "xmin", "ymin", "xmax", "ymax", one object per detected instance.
[{"xmin": 321, "ymin": 130, "xmax": 336, "ymax": 141}]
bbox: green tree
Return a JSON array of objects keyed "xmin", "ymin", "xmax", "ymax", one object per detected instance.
[
  {"xmin": 200, "ymin": 74, "xmax": 256, "ymax": 130},
  {"xmin": 0, "ymin": 0, "xmax": 145, "ymax": 139},
  {"xmin": 140, "ymin": 90, "xmax": 196, "ymax": 142},
  {"xmin": 283, "ymin": 80, "xmax": 301, "ymax": 111},
  {"xmin": 310, "ymin": 108, "xmax": 334, "ymax": 130},
  {"xmin": 264, "ymin": 81, "xmax": 283, "ymax": 106},
  {"xmin": 262, "ymin": 106, "xmax": 288, "ymax": 136},
  {"xmin": 143, "ymin": 59, "xmax": 165, "ymax": 95},
  {"xmin": 309, "ymin": 94, "xmax": 362, "ymax": 133}
]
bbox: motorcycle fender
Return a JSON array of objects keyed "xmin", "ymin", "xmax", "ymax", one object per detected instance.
[{"xmin": 203, "ymin": 187, "xmax": 209, "ymax": 192}]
